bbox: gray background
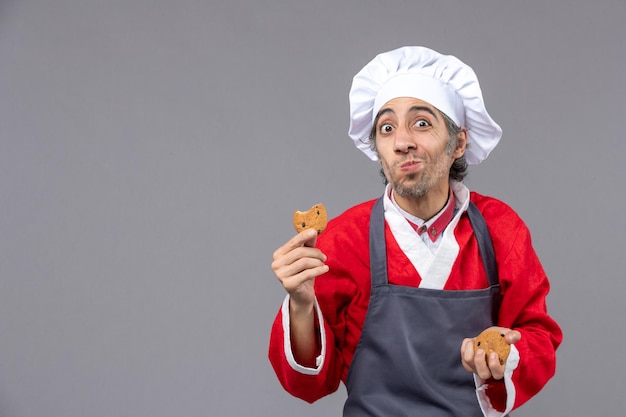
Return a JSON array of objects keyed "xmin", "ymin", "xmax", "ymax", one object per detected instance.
[{"xmin": 1, "ymin": 0, "xmax": 624, "ymax": 416}]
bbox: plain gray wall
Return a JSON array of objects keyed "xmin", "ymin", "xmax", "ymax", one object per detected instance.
[{"xmin": 1, "ymin": 0, "xmax": 624, "ymax": 416}]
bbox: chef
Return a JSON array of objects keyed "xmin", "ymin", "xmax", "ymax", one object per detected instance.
[{"xmin": 269, "ymin": 46, "xmax": 562, "ymax": 416}]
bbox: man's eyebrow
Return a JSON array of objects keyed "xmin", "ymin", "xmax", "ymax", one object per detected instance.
[
  {"xmin": 376, "ymin": 107, "xmax": 395, "ymax": 118},
  {"xmin": 408, "ymin": 105, "xmax": 439, "ymax": 120}
]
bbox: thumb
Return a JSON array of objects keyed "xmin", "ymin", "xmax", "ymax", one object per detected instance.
[
  {"xmin": 302, "ymin": 228, "xmax": 319, "ymax": 248},
  {"xmin": 505, "ymin": 329, "xmax": 522, "ymax": 345}
]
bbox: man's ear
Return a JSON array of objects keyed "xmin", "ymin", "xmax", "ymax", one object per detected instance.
[{"xmin": 454, "ymin": 128, "xmax": 468, "ymax": 158}]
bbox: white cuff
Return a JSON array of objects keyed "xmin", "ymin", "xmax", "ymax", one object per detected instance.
[
  {"xmin": 281, "ymin": 294, "xmax": 326, "ymax": 375},
  {"xmin": 475, "ymin": 343, "xmax": 520, "ymax": 417}
]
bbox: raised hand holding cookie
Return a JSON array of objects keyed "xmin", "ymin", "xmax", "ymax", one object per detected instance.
[{"xmin": 271, "ymin": 203, "xmax": 329, "ymax": 308}]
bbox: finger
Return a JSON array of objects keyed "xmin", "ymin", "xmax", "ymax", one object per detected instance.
[
  {"xmin": 275, "ymin": 256, "xmax": 327, "ymax": 283},
  {"xmin": 273, "ymin": 229, "xmax": 319, "ymax": 258},
  {"xmin": 460, "ymin": 339, "xmax": 475, "ymax": 373},
  {"xmin": 488, "ymin": 352, "xmax": 505, "ymax": 380},
  {"xmin": 460, "ymin": 338, "xmax": 473, "ymax": 361},
  {"xmin": 280, "ymin": 265, "xmax": 329, "ymax": 294},
  {"xmin": 272, "ymin": 246, "xmax": 327, "ymax": 274},
  {"xmin": 473, "ymin": 349, "xmax": 492, "ymax": 380}
]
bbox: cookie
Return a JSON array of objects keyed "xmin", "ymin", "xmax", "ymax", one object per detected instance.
[
  {"xmin": 474, "ymin": 329, "xmax": 510, "ymax": 365},
  {"xmin": 293, "ymin": 203, "xmax": 328, "ymax": 235}
]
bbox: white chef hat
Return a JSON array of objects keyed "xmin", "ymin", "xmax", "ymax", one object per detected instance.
[{"xmin": 348, "ymin": 46, "xmax": 502, "ymax": 165}]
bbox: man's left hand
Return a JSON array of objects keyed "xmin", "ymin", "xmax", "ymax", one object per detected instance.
[{"xmin": 460, "ymin": 326, "xmax": 521, "ymax": 380}]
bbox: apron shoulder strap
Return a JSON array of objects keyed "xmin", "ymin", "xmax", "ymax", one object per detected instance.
[
  {"xmin": 466, "ymin": 201, "xmax": 500, "ymax": 288},
  {"xmin": 466, "ymin": 201, "xmax": 502, "ymax": 324},
  {"xmin": 369, "ymin": 197, "xmax": 387, "ymax": 287}
]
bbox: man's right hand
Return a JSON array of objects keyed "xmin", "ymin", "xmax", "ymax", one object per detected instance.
[
  {"xmin": 271, "ymin": 228, "xmax": 329, "ymax": 366},
  {"xmin": 271, "ymin": 228, "xmax": 329, "ymax": 309}
]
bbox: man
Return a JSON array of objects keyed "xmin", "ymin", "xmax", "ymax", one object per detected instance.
[{"xmin": 269, "ymin": 46, "xmax": 562, "ymax": 416}]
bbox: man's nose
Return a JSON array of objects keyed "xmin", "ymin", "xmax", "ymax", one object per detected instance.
[{"xmin": 393, "ymin": 127, "xmax": 416, "ymax": 153}]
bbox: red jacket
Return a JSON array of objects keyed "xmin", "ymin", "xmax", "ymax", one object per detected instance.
[{"xmin": 269, "ymin": 190, "xmax": 562, "ymax": 414}]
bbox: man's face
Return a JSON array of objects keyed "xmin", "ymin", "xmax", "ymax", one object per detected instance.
[{"xmin": 374, "ymin": 97, "xmax": 466, "ymax": 200}]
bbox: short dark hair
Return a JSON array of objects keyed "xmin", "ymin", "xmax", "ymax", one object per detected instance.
[
  {"xmin": 441, "ymin": 112, "xmax": 468, "ymax": 182},
  {"xmin": 367, "ymin": 108, "xmax": 468, "ymax": 184}
]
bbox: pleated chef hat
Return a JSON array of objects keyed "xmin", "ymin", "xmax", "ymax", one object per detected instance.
[{"xmin": 348, "ymin": 46, "xmax": 502, "ymax": 165}]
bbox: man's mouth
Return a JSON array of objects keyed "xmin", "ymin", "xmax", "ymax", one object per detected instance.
[{"xmin": 399, "ymin": 160, "xmax": 422, "ymax": 170}]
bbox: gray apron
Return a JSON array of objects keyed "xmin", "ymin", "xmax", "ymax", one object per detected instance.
[{"xmin": 343, "ymin": 197, "xmax": 502, "ymax": 417}]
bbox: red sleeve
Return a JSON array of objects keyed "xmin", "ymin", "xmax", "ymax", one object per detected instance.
[
  {"xmin": 475, "ymin": 196, "xmax": 563, "ymax": 412},
  {"xmin": 267, "ymin": 300, "xmax": 342, "ymax": 403},
  {"xmin": 268, "ymin": 201, "xmax": 374, "ymax": 403}
]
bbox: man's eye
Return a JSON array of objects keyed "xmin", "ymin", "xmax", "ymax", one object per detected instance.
[
  {"xmin": 415, "ymin": 119, "xmax": 430, "ymax": 128},
  {"xmin": 379, "ymin": 124, "xmax": 393, "ymax": 133}
]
